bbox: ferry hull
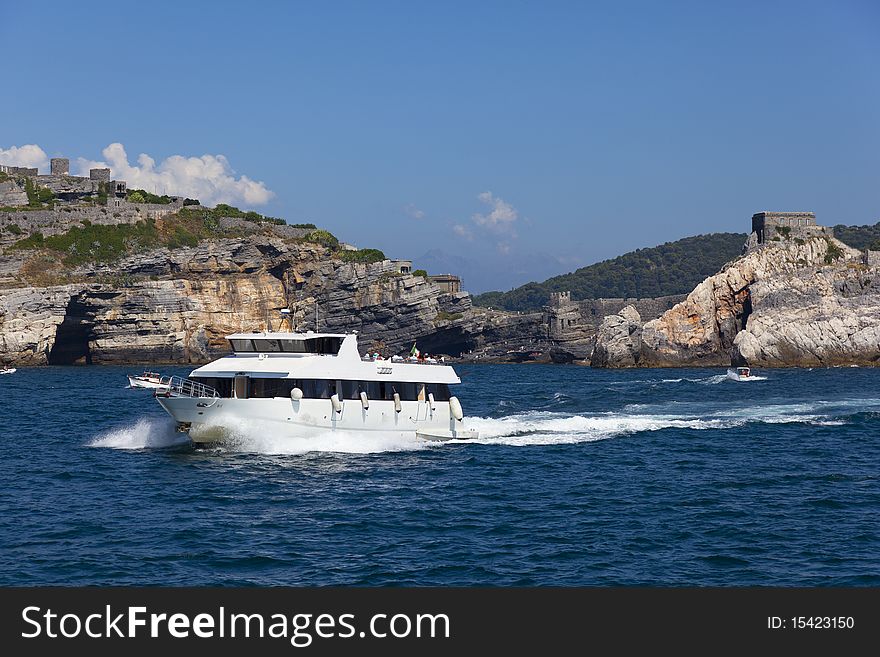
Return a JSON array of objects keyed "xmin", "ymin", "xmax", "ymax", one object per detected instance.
[{"xmin": 156, "ymin": 396, "xmax": 478, "ymax": 444}]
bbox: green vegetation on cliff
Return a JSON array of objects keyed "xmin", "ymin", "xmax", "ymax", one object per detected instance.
[
  {"xmin": 824, "ymin": 237, "xmax": 844, "ymax": 264},
  {"xmin": 303, "ymin": 229, "xmax": 339, "ymax": 249},
  {"xmin": 10, "ymin": 210, "xmax": 250, "ymax": 265},
  {"xmin": 171, "ymin": 203, "xmax": 286, "ymax": 227},
  {"xmin": 12, "ymin": 219, "xmax": 162, "ymax": 265},
  {"xmin": 7, "ymin": 206, "xmax": 337, "ymax": 266},
  {"xmin": 337, "ymin": 248, "xmax": 386, "ymax": 264},
  {"xmin": 833, "ymin": 222, "xmax": 880, "ymax": 251},
  {"xmin": 473, "ymin": 233, "xmax": 748, "ymax": 311},
  {"xmin": 126, "ymin": 188, "xmax": 173, "ymax": 204},
  {"xmin": 24, "ymin": 178, "xmax": 55, "ymax": 208},
  {"xmin": 213, "ymin": 203, "xmax": 285, "ymax": 225}
]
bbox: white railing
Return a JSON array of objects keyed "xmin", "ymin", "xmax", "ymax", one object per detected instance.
[{"xmin": 162, "ymin": 376, "xmax": 220, "ymax": 398}]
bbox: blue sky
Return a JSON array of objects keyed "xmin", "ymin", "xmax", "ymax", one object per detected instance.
[{"xmin": 1, "ymin": 1, "xmax": 878, "ymax": 292}]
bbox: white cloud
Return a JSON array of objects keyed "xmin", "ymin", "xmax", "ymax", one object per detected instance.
[
  {"xmin": 452, "ymin": 223, "xmax": 473, "ymax": 240},
  {"xmin": 72, "ymin": 142, "xmax": 274, "ymax": 207},
  {"xmin": 472, "ymin": 191, "xmax": 518, "ymax": 234},
  {"xmin": 404, "ymin": 203, "xmax": 425, "ymax": 219},
  {"xmin": 0, "ymin": 144, "xmax": 49, "ymax": 170}
]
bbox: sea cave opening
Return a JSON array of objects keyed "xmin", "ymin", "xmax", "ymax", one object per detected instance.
[{"xmin": 48, "ymin": 297, "xmax": 94, "ymax": 365}]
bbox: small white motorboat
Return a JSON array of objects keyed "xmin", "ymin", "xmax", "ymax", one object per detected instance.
[
  {"xmin": 128, "ymin": 371, "xmax": 170, "ymax": 390},
  {"xmin": 0, "ymin": 367, "xmax": 16, "ymax": 375},
  {"xmin": 726, "ymin": 366, "xmax": 752, "ymax": 381}
]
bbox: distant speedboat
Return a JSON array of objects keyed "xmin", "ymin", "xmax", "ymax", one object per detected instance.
[
  {"xmin": 154, "ymin": 331, "xmax": 479, "ymax": 446},
  {"xmin": 0, "ymin": 367, "xmax": 16, "ymax": 375},
  {"xmin": 128, "ymin": 371, "xmax": 170, "ymax": 390},
  {"xmin": 726, "ymin": 366, "xmax": 752, "ymax": 381}
]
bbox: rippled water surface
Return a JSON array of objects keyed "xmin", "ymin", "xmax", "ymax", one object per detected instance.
[{"xmin": 2, "ymin": 364, "xmax": 879, "ymax": 585}]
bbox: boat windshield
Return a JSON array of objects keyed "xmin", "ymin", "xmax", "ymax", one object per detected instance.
[{"xmin": 229, "ymin": 336, "xmax": 343, "ymax": 355}]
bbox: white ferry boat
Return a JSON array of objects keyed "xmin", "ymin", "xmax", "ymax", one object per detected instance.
[{"xmin": 154, "ymin": 331, "xmax": 478, "ymax": 446}]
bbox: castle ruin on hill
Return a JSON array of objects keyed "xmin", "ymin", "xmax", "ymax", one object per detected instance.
[
  {"xmin": 539, "ymin": 209, "xmax": 836, "ymax": 362},
  {"xmin": 744, "ymin": 211, "xmax": 829, "ymax": 252},
  {"xmin": 0, "ymin": 156, "xmax": 183, "ymax": 217}
]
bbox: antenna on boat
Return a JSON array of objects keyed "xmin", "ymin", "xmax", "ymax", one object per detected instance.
[{"xmin": 315, "ymin": 299, "xmax": 319, "ymax": 332}]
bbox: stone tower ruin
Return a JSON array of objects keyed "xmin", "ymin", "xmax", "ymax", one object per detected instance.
[
  {"xmin": 544, "ymin": 291, "xmax": 581, "ymax": 339},
  {"xmin": 50, "ymin": 158, "xmax": 69, "ymax": 175}
]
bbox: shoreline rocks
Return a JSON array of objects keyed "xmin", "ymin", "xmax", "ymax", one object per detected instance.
[{"xmin": 592, "ymin": 235, "xmax": 880, "ymax": 368}]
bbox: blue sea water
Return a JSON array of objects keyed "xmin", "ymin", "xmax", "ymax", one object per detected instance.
[{"xmin": 1, "ymin": 364, "xmax": 878, "ymax": 586}]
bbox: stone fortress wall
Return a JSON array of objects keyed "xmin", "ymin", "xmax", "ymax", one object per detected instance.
[
  {"xmin": 0, "ymin": 153, "xmax": 192, "ymax": 228},
  {"xmin": 580, "ymin": 295, "xmax": 684, "ymax": 325},
  {"xmin": 0, "ymin": 164, "xmax": 38, "ymax": 176},
  {"xmin": 0, "ymin": 206, "xmax": 169, "ymax": 243},
  {"xmin": 544, "ymin": 289, "xmax": 684, "ymax": 338},
  {"xmin": 745, "ymin": 211, "xmax": 831, "ymax": 252}
]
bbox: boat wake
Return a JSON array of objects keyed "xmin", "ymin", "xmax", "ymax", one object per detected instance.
[
  {"xmin": 609, "ymin": 373, "xmax": 734, "ymax": 388},
  {"xmin": 88, "ymin": 418, "xmax": 190, "ymax": 450},
  {"xmin": 453, "ymin": 397, "xmax": 875, "ymax": 446},
  {"xmin": 457, "ymin": 411, "xmax": 738, "ymax": 446}
]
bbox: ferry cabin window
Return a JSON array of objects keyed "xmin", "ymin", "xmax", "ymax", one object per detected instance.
[
  {"xmin": 189, "ymin": 377, "xmax": 233, "ymax": 398},
  {"xmin": 342, "ymin": 381, "xmax": 384, "ymax": 400},
  {"xmin": 342, "ymin": 381, "xmax": 417, "ymax": 400},
  {"xmin": 249, "ymin": 378, "xmax": 296, "ymax": 399},
  {"xmin": 279, "ymin": 337, "xmax": 343, "ymax": 354},
  {"xmin": 228, "ymin": 337, "xmax": 343, "ymax": 354},
  {"xmin": 253, "ymin": 338, "xmax": 281, "ymax": 352},
  {"xmin": 202, "ymin": 377, "xmax": 449, "ymax": 401},
  {"xmin": 301, "ymin": 379, "xmax": 333, "ymax": 399},
  {"xmin": 230, "ymin": 339, "xmax": 255, "ymax": 352},
  {"xmin": 426, "ymin": 383, "xmax": 451, "ymax": 401}
]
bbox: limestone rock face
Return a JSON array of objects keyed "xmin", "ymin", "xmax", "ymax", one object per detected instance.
[
  {"xmin": 730, "ymin": 263, "xmax": 880, "ymax": 367},
  {"xmin": 0, "ymin": 235, "xmax": 495, "ymax": 365},
  {"xmin": 0, "ymin": 180, "xmax": 27, "ymax": 207},
  {"xmin": 590, "ymin": 305, "xmax": 642, "ymax": 367},
  {"xmin": 0, "ymin": 285, "xmax": 76, "ymax": 365},
  {"xmin": 593, "ymin": 235, "xmax": 879, "ymax": 367}
]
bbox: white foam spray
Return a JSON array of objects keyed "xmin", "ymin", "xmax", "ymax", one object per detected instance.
[{"xmin": 88, "ymin": 418, "xmax": 189, "ymax": 450}]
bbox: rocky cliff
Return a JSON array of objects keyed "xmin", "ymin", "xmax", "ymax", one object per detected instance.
[
  {"xmin": 590, "ymin": 305, "xmax": 642, "ymax": 367},
  {"xmin": 0, "ymin": 227, "xmax": 486, "ymax": 365},
  {"xmin": 592, "ymin": 235, "xmax": 880, "ymax": 367}
]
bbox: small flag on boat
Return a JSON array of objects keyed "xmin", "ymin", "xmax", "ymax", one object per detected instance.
[{"xmin": 410, "ymin": 342, "xmax": 420, "ymax": 358}]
